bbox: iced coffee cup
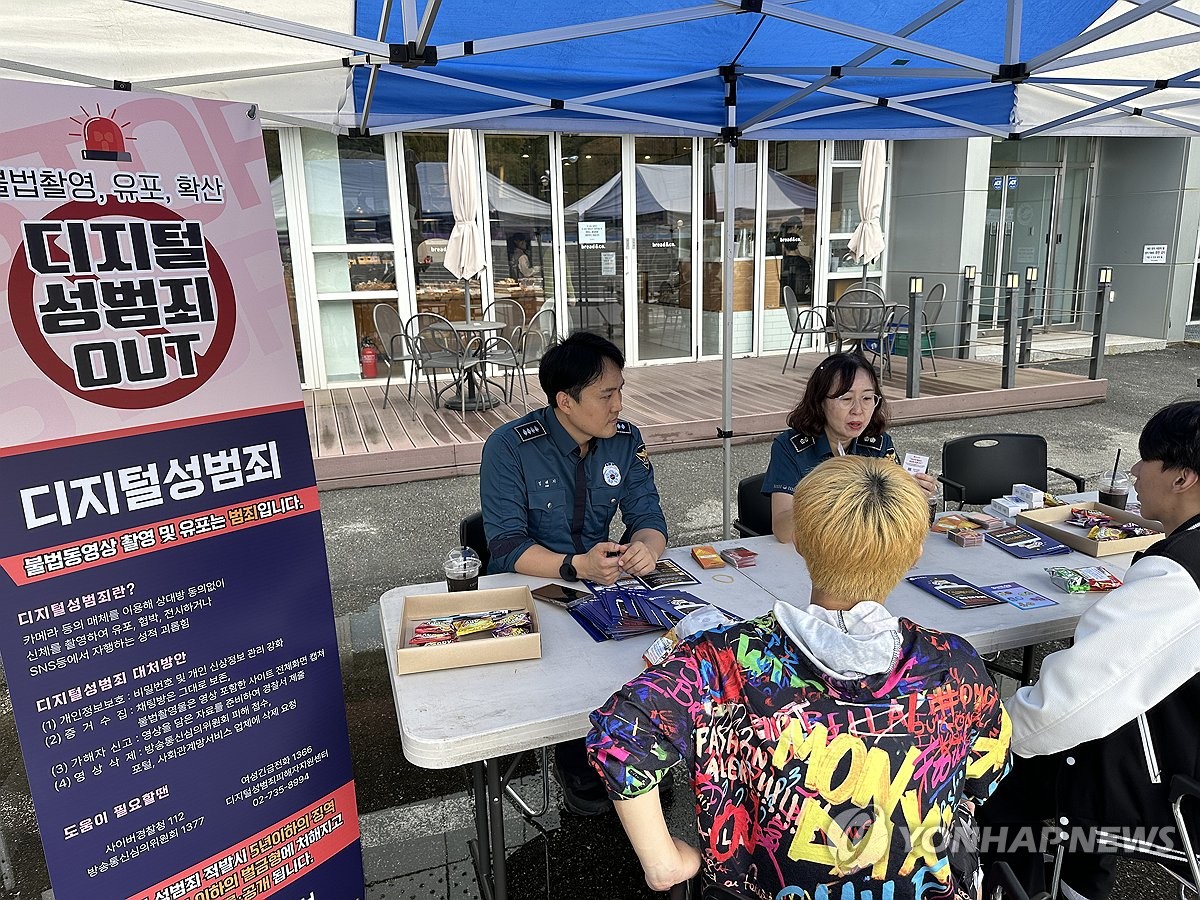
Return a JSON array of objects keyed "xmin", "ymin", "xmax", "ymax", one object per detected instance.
[
  {"xmin": 444, "ymin": 548, "xmax": 482, "ymax": 592},
  {"xmin": 1098, "ymin": 474, "xmax": 1130, "ymax": 510}
]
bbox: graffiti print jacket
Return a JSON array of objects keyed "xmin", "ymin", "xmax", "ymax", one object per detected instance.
[
  {"xmin": 588, "ymin": 602, "xmax": 1011, "ymax": 900},
  {"xmin": 1004, "ymin": 513, "xmax": 1200, "ymax": 865}
]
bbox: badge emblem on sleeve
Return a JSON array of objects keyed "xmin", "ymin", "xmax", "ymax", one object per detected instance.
[{"xmin": 603, "ymin": 462, "xmax": 622, "ymax": 486}]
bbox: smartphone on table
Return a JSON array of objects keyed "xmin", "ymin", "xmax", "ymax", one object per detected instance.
[{"xmin": 530, "ymin": 583, "xmax": 592, "ymax": 609}]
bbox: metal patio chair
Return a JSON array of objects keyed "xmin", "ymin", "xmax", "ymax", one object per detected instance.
[
  {"xmin": 407, "ymin": 312, "xmax": 487, "ymax": 420},
  {"xmin": 781, "ymin": 285, "xmax": 831, "ymax": 373},
  {"xmin": 372, "ymin": 302, "xmax": 419, "ymax": 409}
]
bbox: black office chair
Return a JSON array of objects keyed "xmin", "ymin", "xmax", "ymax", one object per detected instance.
[
  {"xmin": 1037, "ymin": 774, "xmax": 1200, "ymax": 900},
  {"xmin": 938, "ymin": 434, "xmax": 1085, "ymax": 510},
  {"xmin": 733, "ymin": 473, "xmax": 772, "ymax": 538},
  {"xmin": 987, "ymin": 861, "xmax": 1051, "ymax": 899},
  {"xmin": 458, "ymin": 511, "xmax": 490, "ymax": 574}
]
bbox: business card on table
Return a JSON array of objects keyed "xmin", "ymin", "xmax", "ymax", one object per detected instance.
[
  {"xmin": 981, "ymin": 581, "xmax": 1058, "ymax": 610},
  {"xmin": 902, "ymin": 453, "xmax": 930, "ymax": 475}
]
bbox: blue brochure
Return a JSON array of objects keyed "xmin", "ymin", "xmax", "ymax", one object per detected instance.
[
  {"xmin": 982, "ymin": 581, "xmax": 1059, "ymax": 610},
  {"xmin": 983, "ymin": 523, "xmax": 1072, "ymax": 558},
  {"xmin": 906, "ymin": 574, "xmax": 1005, "ymax": 609}
]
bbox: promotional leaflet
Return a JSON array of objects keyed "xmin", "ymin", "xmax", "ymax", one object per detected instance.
[{"xmin": 0, "ymin": 79, "xmax": 361, "ymax": 899}]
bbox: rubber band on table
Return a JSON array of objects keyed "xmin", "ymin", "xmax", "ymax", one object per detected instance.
[{"xmin": 712, "ymin": 573, "xmax": 736, "ymax": 584}]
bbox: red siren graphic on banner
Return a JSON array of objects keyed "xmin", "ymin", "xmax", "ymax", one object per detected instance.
[
  {"xmin": 7, "ymin": 109, "xmax": 236, "ymax": 410},
  {"xmin": 71, "ymin": 105, "xmax": 135, "ymax": 162}
]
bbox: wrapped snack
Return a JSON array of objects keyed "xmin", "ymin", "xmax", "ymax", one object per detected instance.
[
  {"xmin": 1087, "ymin": 525, "xmax": 1126, "ymax": 542},
  {"xmin": 1066, "ymin": 507, "xmax": 1112, "ymax": 528},
  {"xmin": 1045, "ymin": 565, "xmax": 1124, "ymax": 593},
  {"xmin": 1118, "ymin": 522, "xmax": 1157, "ymax": 538},
  {"xmin": 1042, "ymin": 492, "xmax": 1067, "ymax": 507}
]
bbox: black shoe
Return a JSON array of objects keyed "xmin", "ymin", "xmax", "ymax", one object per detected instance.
[{"xmin": 551, "ymin": 756, "xmax": 613, "ymax": 817}]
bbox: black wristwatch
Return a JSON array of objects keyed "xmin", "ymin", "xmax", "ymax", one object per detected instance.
[{"xmin": 559, "ymin": 554, "xmax": 578, "ymax": 582}]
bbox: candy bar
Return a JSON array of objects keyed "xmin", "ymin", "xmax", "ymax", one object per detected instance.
[{"xmin": 1067, "ymin": 507, "xmax": 1112, "ymax": 528}]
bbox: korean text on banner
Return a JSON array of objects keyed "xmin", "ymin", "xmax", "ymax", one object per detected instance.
[{"xmin": 0, "ymin": 78, "xmax": 362, "ymax": 899}]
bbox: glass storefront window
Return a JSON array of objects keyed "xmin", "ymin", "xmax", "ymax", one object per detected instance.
[
  {"xmin": 700, "ymin": 140, "xmax": 757, "ymax": 356},
  {"xmin": 484, "ymin": 134, "xmax": 554, "ymax": 328},
  {"xmin": 302, "ymin": 133, "xmax": 391, "ymax": 244},
  {"xmin": 763, "ymin": 141, "xmax": 819, "ymax": 353},
  {"xmin": 635, "ymin": 137, "xmax": 692, "ymax": 361},
  {"xmin": 301, "ymin": 132, "xmax": 392, "ymax": 382},
  {"xmin": 563, "ymin": 135, "xmax": 624, "ymax": 351},
  {"xmin": 263, "ymin": 130, "xmax": 303, "ymax": 383},
  {"xmin": 314, "ymin": 251, "xmax": 396, "ymax": 294},
  {"xmin": 403, "ymin": 132, "xmax": 483, "ymax": 319}
]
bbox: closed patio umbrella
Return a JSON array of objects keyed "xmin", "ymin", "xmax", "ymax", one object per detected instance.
[
  {"xmin": 443, "ymin": 129, "xmax": 486, "ymax": 321},
  {"xmin": 847, "ymin": 139, "xmax": 887, "ymax": 281}
]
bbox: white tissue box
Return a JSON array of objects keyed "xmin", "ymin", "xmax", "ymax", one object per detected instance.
[
  {"xmin": 990, "ymin": 496, "xmax": 1029, "ymax": 517},
  {"xmin": 1012, "ymin": 484, "xmax": 1044, "ymax": 509}
]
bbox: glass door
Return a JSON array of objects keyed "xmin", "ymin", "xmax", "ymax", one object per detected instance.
[
  {"xmin": 980, "ymin": 170, "xmax": 1056, "ymax": 331},
  {"xmin": 562, "ymin": 135, "xmax": 625, "ymax": 351},
  {"xmin": 633, "ymin": 137, "xmax": 693, "ymax": 362},
  {"xmin": 699, "ymin": 140, "xmax": 758, "ymax": 357}
]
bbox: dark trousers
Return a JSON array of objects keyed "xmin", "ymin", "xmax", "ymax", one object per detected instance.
[
  {"xmin": 555, "ymin": 737, "xmax": 600, "ymax": 781},
  {"xmin": 979, "ymin": 753, "xmax": 1118, "ymax": 900}
]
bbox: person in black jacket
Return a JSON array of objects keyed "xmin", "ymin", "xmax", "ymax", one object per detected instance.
[{"xmin": 981, "ymin": 400, "xmax": 1200, "ymax": 899}]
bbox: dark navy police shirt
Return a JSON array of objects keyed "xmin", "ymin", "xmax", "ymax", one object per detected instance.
[
  {"xmin": 480, "ymin": 407, "xmax": 668, "ymax": 574},
  {"xmin": 762, "ymin": 429, "xmax": 897, "ymax": 496}
]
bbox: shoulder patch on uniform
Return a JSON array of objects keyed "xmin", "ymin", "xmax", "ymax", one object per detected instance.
[
  {"xmin": 790, "ymin": 433, "xmax": 815, "ymax": 453},
  {"xmin": 636, "ymin": 443, "xmax": 651, "ymax": 470},
  {"xmin": 514, "ymin": 420, "xmax": 548, "ymax": 443},
  {"xmin": 615, "ymin": 420, "xmax": 632, "ymax": 435},
  {"xmin": 858, "ymin": 434, "xmax": 881, "ymax": 447},
  {"xmin": 884, "ymin": 447, "xmax": 898, "ymax": 462}
]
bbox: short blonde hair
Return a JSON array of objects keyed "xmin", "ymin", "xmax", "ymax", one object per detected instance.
[{"xmin": 792, "ymin": 456, "xmax": 928, "ymax": 602}]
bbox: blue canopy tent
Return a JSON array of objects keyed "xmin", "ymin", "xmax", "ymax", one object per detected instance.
[{"xmin": 9, "ymin": 0, "xmax": 1200, "ymax": 533}]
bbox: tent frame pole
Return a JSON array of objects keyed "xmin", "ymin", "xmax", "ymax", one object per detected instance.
[{"xmin": 720, "ymin": 74, "xmax": 737, "ymax": 540}]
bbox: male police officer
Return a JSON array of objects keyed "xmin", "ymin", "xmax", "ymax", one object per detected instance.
[{"xmin": 480, "ymin": 330, "xmax": 667, "ymax": 815}]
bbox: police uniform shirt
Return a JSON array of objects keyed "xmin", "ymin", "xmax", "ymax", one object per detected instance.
[
  {"xmin": 480, "ymin": 407, "xmax": 668, "ymax": 574},
  {"xmin": 761, "ymin": 429, "xmax": 897, "ymax": 496}
]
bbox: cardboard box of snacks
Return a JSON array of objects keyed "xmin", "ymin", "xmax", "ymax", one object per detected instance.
[
  {"xmin": 394, "ymin": 586, "xmax": 540, "ymax": 675},
  {"xmin": 1016, "ymin": 502, "xmax": 1164, "ymax": 558}
]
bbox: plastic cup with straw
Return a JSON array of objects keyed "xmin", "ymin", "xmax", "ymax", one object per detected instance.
[{"xmin": 1098, "ymin": 449, "xmax": 1130, "ymax": 510}]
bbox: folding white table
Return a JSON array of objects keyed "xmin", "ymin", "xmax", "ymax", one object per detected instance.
[
  {"xmin": 380, "ymin": 564, "xmax": 776, "ymax": 900},
  {"xmin": 383, "ymin": 522, "xmax": 1143, "ymax": 899}
]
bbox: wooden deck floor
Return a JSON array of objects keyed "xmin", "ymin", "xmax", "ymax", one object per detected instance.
[{"xmin": 307, "ymin": 353, "xmax": 1107, "ymax": 489}]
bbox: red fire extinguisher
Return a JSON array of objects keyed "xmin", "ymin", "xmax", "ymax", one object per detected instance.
[{"xmin": 360, "ymin": 339, "xmax": 378, "ymax": 379}]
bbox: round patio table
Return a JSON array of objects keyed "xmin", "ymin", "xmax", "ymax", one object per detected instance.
[{"xmin": 440, "ymin": 319, "xmax": 503, "ymax": 412}]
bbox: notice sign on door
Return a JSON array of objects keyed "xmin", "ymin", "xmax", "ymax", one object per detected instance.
[
  {"xmin": 579, "ymin": 221, "xmax": 606, "ymax": 244},
  {"xmin": 1143, "ymin": 244, "xmax": 1168, "ymax": 264},
  {"xmin": 0, "ymin": 78, "xmax": 361, "ymax": 899}
]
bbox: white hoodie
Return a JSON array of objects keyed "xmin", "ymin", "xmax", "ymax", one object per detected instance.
[{"xmin": 773, "ymin": 599, "xmax": 903, "ymax": 680}]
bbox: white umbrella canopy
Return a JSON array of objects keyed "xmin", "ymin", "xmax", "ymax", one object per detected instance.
[
  {"xmin": 443, "ymin": 129, "xmax": 487, "ymax": 321},
  {"xmin": 847, "ymin": 139, "xmax": 888, "ymax": 268}
]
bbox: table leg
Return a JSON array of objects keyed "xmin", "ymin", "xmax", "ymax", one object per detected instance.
[
  {"xmin": 467, "ymin": 759, "xmax": 509, "ymax": 900},
  {"xmin": 444, "ymin": 365, "xmax": 501, "ymax": 412}
]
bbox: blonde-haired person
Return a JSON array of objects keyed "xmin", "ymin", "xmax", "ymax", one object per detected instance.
[{"xmin": 587, "ymin": 457, "xmax": 1011, "ymax": 900}]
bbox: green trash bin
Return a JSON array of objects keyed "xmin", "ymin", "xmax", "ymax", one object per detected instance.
[{"xmin": 891, "ymin": 324, "xmax": 935, "ymax": 357}]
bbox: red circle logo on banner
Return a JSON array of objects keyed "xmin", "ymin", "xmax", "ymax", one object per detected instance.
[{"xmin": 8, "ymin": 200, "xmax": 236, "ymax": 409}]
